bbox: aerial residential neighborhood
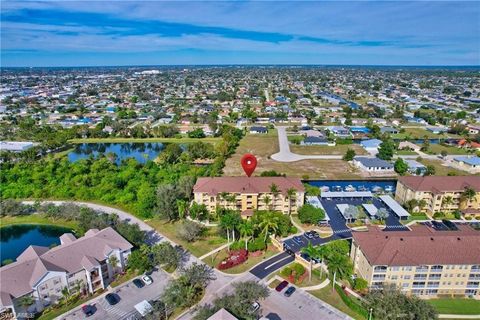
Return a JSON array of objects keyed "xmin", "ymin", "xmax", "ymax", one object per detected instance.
[{"xmin": 1, "ymin": 1, "xmax": 480, "ymax": 320}]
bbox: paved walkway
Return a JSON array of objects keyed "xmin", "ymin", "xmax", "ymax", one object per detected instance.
[
  {"xmin": 302, "ymin": 278, "xmax": 330, "ymax": 291},
  {"xmin": 438, "ymin": 315, "xmax": 480, "ymax": 319},
  {"xmin": 198, "ymin": 242, "xmax": 232, "ymax": 260},
  {"xmin": 271, "ymin": 126, "xmax": 343, "ymax": 162}
]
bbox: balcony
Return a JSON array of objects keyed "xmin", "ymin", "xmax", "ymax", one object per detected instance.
[{"xmin": 416, "ymin": 267, "xmax": 429, "ymax": 273}]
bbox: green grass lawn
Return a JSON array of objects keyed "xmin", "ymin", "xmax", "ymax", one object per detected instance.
[
  {"xmin": 425, "ymin": 144, "xmax": 471, "ymax": 155},
  {"xmin": 396, "ymin": 149, "xmax": 418, "ymax": 155},
  {"xmin": 146, "ymin": 218, "xmax": 227, "ymax": 257},
  {"xmin": 203, "ymin": 246, "xmax": 279, "ymax": 274},
  {"xmin": 290, "ymin": 144, "xmax": 367, "ymax": 156},
  {"xmin": 428, "ymin": 298, "xmax": 480, "ymax": 315},
  {"xmin": 68, "ymin": 136, "xmax": 222, "ymax": 144},
  {"xmin": 402, "ymin": 213, "xmax": 429, "ymax": 224},
  {"xmin": 392, "ymin": 128, "xmax": 461, "ymax": 139},
  {"xmin": 309, "ymin": 286, "xmax": 367, "ymax": 320},
  {"xmin": 417, "ymin": 159, "xmax": 469, "ymax": 176},
  {"xmin": 0, "ymin": 214, "xmax": 81, "ymax": 234}
]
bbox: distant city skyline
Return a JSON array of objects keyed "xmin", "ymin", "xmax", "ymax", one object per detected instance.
[{"xmin": 1, "ymin": 1, "xmax": 479, "ymax": 67}]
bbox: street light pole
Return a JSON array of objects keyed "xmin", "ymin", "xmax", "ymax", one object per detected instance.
[{"xmin": 369, "ymin": 307, "xmax": 373, "ymax": 320}]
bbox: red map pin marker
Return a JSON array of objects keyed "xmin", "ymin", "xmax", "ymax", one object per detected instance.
[{"xmin": 241, "ymin": 153, "xmax": 257, "ymax": 177}]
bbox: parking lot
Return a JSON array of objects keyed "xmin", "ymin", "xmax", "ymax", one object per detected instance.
[{"xmin": 59, "ymin": 268, "xmax": 172, "ymax": 320}]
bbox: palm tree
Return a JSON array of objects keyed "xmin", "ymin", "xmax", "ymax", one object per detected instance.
[
  {"xmin": 258, "ymin": 212, "xmax": 280, "ymax": 243},
  {"xmin": 219, "ymin": 192, "xmax": 229, "ymax": 207},
  {"xmin": 270, "ymin": 183, "xmax": 280, "ymax": 202},
  {"xmin": 301, "ymin": 242, "xmax": 319, "ymax": 282},
  {"xmin": 238, "ymin": 221, "xmax": 254, "ymax": 250},
  {"xmin": 286, "ymin": 188, "xmax": 297, "ymax": 216},
  {"xmin": 418, "ymin": 199, "xmax": 428, "ymax": 212},
  {"xmin": 327, "ymin": 252, "xmax": 352, "ymax": 291},
  {"xmin": 442, "ymin": 196, "xmax": 454, "ymax": 211},
  {"xmin": 262, "ymin": 194, "xmax": 272, "ymax": 210},
  {"xmin": 18, "ymin": 295, "xmax": 34, "ymax": 310},
  {"xmin": 461, "ymin": 187, "xmax": 476, "ymax": 208},
  {"xmin": 344, "ymin": 205, "xmax": 359, "ymax": 223},
  {"xmin": 108, "ymin": 255, "xmax": 119, "ymax": 273}
]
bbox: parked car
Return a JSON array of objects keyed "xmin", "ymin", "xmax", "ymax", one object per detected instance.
[
  {"xmin": 284, "ymin": 286, "xmax": 296, "ymax": 297},
  {"xmin": 251, "ymin": 301, "xmax": 260, "ymax": 312},
  {"xmin": 133, "ymin": 278, "xmax": 145, "ymax": 288},
  {"xmin": 311, "ymin": 231, "xmax": 320, "ymax": 238},
  {"xmin": 293, "ymin": 236, "xmax": 303, "ymax": 244},
  {"xmin": 285, "ymin": 249, "xmax": 295, "ymax": 256},
  {"xmin": 81, "ymin": 304, "xmax": 95, "ymax": 316},
  {"xmin": 142, "ymin": 275, "xmax": 153, "ymax": 285},
  {"xmin": 275, "ymin": 280, "xmax": 289, "ymax": 292},
  {"xmin": 304, "ymin": 231, "xmax": 314, "ymax": 239},
  {"xmin": 300, "ymin": 253, "xmax": 311, "ymax": 262},
  {"xmin": 105, "ymin": 293, "xmax": 119, "ymax": 306}
]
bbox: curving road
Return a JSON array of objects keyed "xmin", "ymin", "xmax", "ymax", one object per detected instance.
[{"xmin": 271, "ymin": 126, "xmax": 342, "ymax": 162}]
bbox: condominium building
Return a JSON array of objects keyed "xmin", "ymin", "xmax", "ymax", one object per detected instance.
[
  {"xmin": 395, "ymin": 176, "xmax": 480, "ymax": 213},
  {"xmin": 192, "ymin": 176, "xmax": 305, "ymax": 217},
  {"xmin": 350, "ymin": 225, "xmax": 480, "ymax": 299},
  {"xmin": 0, "ymin": 227, "xmax": 132, "ymax": 319}
]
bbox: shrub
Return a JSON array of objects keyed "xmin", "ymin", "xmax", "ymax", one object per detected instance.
[
  {"xmin": 453, "ymin": 210, "xmax": 462, "ymax": 219},
  {"xmin": 280, "ymin": 266, "xmax": 292, "ymax": 278},
  {"xmin": 229, "ymin": 241, "xmax": 244, "ymax": 251},
  {"xmin": 247, "ymin": 237, "xmax": 267, "ymax": 252},
  {"xmin": 465, "ymin": 216, "xmax": 473, "ymax": 220},
  {"xmin": 433, "ymin": 212, "xmax": 445, "ymax": 219},
  {"xmin": 335, "ymin": 285, "xmax": 369, "ymax": 318},
  {"xmin": 298, "ymin": 204, "xmax": 326, "ymax": 224},
  {"xmin": 292, "ymin": 263, "xmax": 305, "ymax": 276},
  {"xmin": 217, "ymin": 249, "xmax": 248, "ymax": 270},
  {"xmin": 176, "ymin": 220, "xmax": 205, "ymax": 242},
  {"xmin": 353, "ymin": 277, "xmax": 368, "ymax": 291}
]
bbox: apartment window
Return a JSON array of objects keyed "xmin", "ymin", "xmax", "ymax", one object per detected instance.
[
  {"xmin": 471, "ymin": 265, "xmax": 480, "ymax": 271},
  {"xmin": 373, "ymin": 274, "xmax": 386, "ymax": 280},
  {"xmin": 427, "ymin": 282, "xmax": 440, "ymax": 288},
  {"xmin": 404, "ymin": 275, "xmax": 411, "ymax": 280},
  {"xmin": 374, "ymin": 266, "xmax": 388, "ymax": 272},
  {"xmin": 412, "ymin": 282, "xmax": 426, "ymax": 288},
  {"xmin": 467, "ymin": 282, "xmax": 480, "ymax": 288},
  {"xmin": 414, "ymin": 274, "xmax": 428, "ymax": 280},
  {"xmin": 391, "ymin": 266, "xmax": 400, "ymax": 272},
  {"xmin": 431, "ymin": 265, "xmax": 443, "ymax": 272},
  {"xmin": 402, "ymin": 283, "xmax": 409, "ymax": 288},
  {"xmin": 412, "ymin": 289, "xmax": 423, "ymax": 296},
  {"xmin": 404, "ymin": 266, "xmax": 412, "ymax": 271},
  {"xmin": 425, "ymin": 289, "xmax": 438, "ymax": 295},
  {"xmin": 391, "ymin": 275, "xmax": 398, "ymax": 280},
  {"xmin": 416, "ymin": 266, "xmax": 429, "ymax": 272},
  {"xmin": 429, "ymin": 274, "xmax": 442, "ymax": 280}
]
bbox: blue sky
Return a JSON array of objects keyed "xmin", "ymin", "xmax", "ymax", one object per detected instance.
[{"xmin": 1, "ymin": 1, "xmax": 479, "ymax": 67}]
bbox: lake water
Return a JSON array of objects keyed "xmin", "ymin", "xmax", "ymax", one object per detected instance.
[
  {"xmin": 307, "ymin": 179, "xmax": 397, "ymax": 193},
  {"xmin": 0, "ymin": 224, "xmax": 72, "ymax": 263},
  {"xmin": 68, "ymin": 143, "xmax": 165, "ymax": 164}
]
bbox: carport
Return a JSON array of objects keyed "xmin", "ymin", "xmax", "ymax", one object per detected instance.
[
  {"xmin": 321, "ymin": 191, "xmax": 373, "ymax": 200},
  {"xmin": 379, "ymin": 195, "xmax": 410, "ymax": 220},
  {"xmin": 362, "ymin": 203, "xmax": 378, "ymax": 217}
]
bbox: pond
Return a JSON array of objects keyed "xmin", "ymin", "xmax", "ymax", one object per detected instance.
[
  {"xmin": 0, "ymin": 224, "xmax": 72, "ymax": 263},
  {"xmin": 306, "ymin": 179, "xmax": 397, "ymax": 193},
  {"xmin": 68, "ymin": 142, "xmax": 165, "ymax": 164}
]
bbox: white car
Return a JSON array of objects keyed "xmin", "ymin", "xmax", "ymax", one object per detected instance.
[{"xmin": 142, "ymin": 275, "xmax": 153, "ymax": 285}]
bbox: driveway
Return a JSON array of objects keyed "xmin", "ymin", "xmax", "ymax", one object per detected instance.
[
  {"xmin": 271, "ymin": 126, "xmax": 342, "ymax": 162},
  {"xmin": 57, "ymin": 268, "xmax": 171, "ymax": 320}
]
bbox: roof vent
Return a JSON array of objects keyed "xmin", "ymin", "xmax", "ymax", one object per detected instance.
[
  {"xmin": 430, "ymin": 237, "xmax": 434, "ymax": 241},
  {"xmin": 457, "ymin": 237, "xmax": 461, "ymax": 241},
  {"xmin": 385, "ymin": 236, "xmax": 389, "ymax": 239},
  {"xmin": 400, "ymin": 238, "xmax": 403, "ymax": 241}
]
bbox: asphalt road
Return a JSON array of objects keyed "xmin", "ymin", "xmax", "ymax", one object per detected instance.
[{"xmin": 250, "ymin": 252, "xmax": 295, "ymax": 278}]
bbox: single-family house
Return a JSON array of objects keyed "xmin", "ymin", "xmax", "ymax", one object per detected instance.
[
  {"xmin": 249, "ymin": 126, "xmax": 268, "ymax": 134},
  {"xmin": 360, "ymin": 139, "xmax": 382, "ymax": 154},
  {"xmin": 405, "ymin": 159, "xmax": 427, "ymax": 175},
  {"xmin": 453, "ymin": 156, "xmax": 480, "ymax": 172},
  {"xmin": 353, "ymin": 157, "xmax": 394, "ymax": 172},
  {"xmin": 380, "ymin": 127, "xmax": 399, "ymax": 135},
  {"xmin": 302, "ymin": 136, "xmax": 330, "ymax": 146}
]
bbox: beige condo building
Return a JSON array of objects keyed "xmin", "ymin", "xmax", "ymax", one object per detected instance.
[
  {"xmin": 395, "ymin": 176, "xmax": 480, "ymax": 214},
  {"xmin": 192, "ymin": 176, "xmax": 305, "ymax": 218},
  {"xmin": 350, "ymin": 225, "xmax": 480, "ymax": 299}
]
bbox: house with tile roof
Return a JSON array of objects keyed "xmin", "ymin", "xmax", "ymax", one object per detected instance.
[
  {"xmin": 350, "ymin": 225, "xmax": 480, "ymax": 299},
  {"xmin": 395, "ymin": 176, "xmax": 480, "ymax": 214},
  {"xmin": 193, "ymin": 177, "xmax": 305, "ymax": 217},
  {"xmin": 0, "ymin": 227, "xmax": 132, "ymax": 319}
]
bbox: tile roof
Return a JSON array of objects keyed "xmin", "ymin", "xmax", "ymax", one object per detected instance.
[
  {"xmin": 193, "ymin": 177, "xmax": 304, "ymax": 196},
  {"xmin": 398, "ymin": 176, "xmax": 480, "ymax": 193},
  {"xmin": 0, "ymin": 227, "xmax": 132, "ymax": 302},
  {"xmin": 352, "ymin": 225, "xmax": 480, "ymax": 266}
]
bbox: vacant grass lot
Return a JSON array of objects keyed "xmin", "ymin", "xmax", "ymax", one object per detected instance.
[
  {"xmin": 425, "ymin": 144, "xmax": 471, "ymax": 155},
  {"xmin": 309, "ymin": 286, "xmax": 367, "ymax": 320},
  {"xmin": 392, "ymin": 128, "xmax": 461, "ymax": 139},
  {"xmin": 146, "ymin": 218, "xmax": 227, "ymax": 257},
  {"xmin": 202, "ymin": 246, "xmax": 279, "ymax": 274},
  {"xmin": 417, "ymin": 159, "xmax": 469, "ymax": 176},
  {"xmin": 428, "ymin": 298, "xmax": 480, "ymax": 315},
  {"xmin": 290, "ymin": 144, "xmax": 367, "ymax": 156}
]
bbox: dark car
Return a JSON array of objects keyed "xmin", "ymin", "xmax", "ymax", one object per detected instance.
[
  {"xmin": 311, "ymin": 231, "xmax": 320, "ymax": 238},
  {"xmin": 275, "ymin": 280, "xmax": 289, "ymax": 292},
  {"xmin": 284, "ymin": 286, "xmax": 296, "ymax": 297},
  {"xmin": 300, "ymin": 253, "xmax": 311, "ymax": 262},
  {"xmin": 105, "ymin": 293, "xmax": 120, "ymax": 306},
  {"xmin": 82, "ymin": 304, "xmax": 95, "ymax": 316},
  {"xmin": 285, "ymin": 249, "xmax": 295, "ymax": 256},
  {"xmin": 133, "ymin": 278, "xmax": 144, "ymax": 288}
]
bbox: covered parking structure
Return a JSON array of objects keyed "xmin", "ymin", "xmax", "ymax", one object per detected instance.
[
  {"xmin": 362, "ymin": 203, "xmax": 378, "ymax": 217},
  {"xmin": 379, "ymin": 195, "xmax": 410, "ymax": 220},
  {"xmin": 306, "ymin": 196, "xmax": 330, "ymax": 223},
  {"xmin": 321, "ymin": 191, "xmax": 373, "ymax": 200}
]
